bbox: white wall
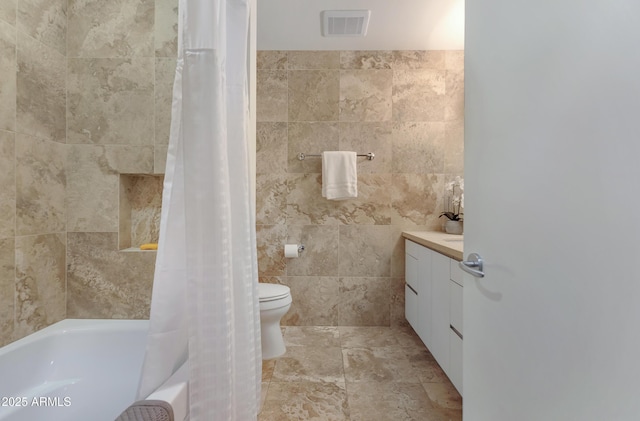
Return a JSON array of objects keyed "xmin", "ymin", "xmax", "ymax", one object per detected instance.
[{"xmin": 257, "ymin": 0, "xmax": 464, "ymax": 50}]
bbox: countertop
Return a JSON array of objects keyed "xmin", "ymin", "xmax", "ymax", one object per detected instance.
[{"xmin": 402, "ymin": 231, "xmax": 464, "ymax": 261}]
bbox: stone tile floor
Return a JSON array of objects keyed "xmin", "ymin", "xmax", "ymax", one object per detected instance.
[{"xmin": 259, "ymin": 325, "xmax": 462, "ymax": 421}]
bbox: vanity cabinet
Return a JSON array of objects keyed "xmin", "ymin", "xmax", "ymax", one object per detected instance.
[{"xmin": 405, "ymin": 238, "xmax": 463, "ymax": 395}]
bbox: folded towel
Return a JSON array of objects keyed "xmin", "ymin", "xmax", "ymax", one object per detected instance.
[
  {"xmin": 140, "ymin": 243, "xmax": 158, "ymax": 250},
  {"xmin": 322, "ymin": 151, "xmax": 358, "ymax": 200}
]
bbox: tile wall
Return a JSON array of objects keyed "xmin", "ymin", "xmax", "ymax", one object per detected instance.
[
  {"xmin": 0, "ymin": 0, "xmax": 67, "ymax": 346},
  {"xmin": 65, "ymin": 0, "xmax": 176, "ymax": 319},
  {"xmin": 256, "ymin": 50, "xmax": 464, "ymax": 327},
  {"xmin": 0, "ymin": 0, "xmax": 178, "ymax": 346}
]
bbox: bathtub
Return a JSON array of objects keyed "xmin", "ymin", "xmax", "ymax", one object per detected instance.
[{"xmin": 0, "ymin": 319, "xmax": 188, "ymax": 421}]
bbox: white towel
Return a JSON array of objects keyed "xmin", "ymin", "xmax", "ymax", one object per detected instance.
[{"xmin": 321, "ymin": 151, "xmax": 358, "ymax": 200}]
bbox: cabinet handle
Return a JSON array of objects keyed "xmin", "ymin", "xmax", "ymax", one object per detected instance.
[
  {"xmin": 406, "ymin": 283, "xmax": 417, "ymax": 294},
  {"xmin": 459, "ymin": 253, "xmax": 485, "ymax": 278},
  {"xmin": 450, "ymin": 324, "xmax": 463, "ymax": 340}
]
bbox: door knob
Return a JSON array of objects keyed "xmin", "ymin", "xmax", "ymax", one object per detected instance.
[{"xmin": 459, "ymin": 253, "xmax": 485, "ymax": 278}]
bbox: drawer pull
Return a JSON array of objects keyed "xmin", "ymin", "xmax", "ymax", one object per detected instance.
[
  {"xmin": 406, "ymin": 283, "xmax": 417, "ymax": 294},
  {"xmin": 450, "ymin": 324, "xmax": 463, "ymax": 340}
]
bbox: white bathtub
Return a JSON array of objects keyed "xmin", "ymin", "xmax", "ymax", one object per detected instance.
[{"xmin": 0, "ymin": 319, "xmax": 188, "ymax": 421}]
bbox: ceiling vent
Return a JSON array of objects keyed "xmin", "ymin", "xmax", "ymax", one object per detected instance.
[{"xmin": 321, "ymin": 10, "xmax": 371, "ymax": 37}]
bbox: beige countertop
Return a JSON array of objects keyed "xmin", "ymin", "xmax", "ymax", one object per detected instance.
[{"xmin": 402, "ymin": 231, "xmax": 464, "ymax": 261}]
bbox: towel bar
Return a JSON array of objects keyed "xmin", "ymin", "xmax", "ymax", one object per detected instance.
[{"xmin": 297, "ymin": 152, "xmax": 375, "ymax": 161}]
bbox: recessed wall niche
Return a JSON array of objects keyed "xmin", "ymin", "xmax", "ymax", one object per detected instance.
[{"xmin": 119, "ymin": 174, "xmax": 164, "ymax": 251}]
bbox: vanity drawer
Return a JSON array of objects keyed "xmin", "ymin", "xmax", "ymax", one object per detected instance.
[
  {"xmin": 450, "ymin": 258, "xmax": 463, "ymax": 286},
  {"xmin": 405, "ymin": 239, "xmax": 423, "ymax": 259},
  {"xmin": 405, "ymin": 285, "xmax": 419, "ymax": 330},
  {"xmin": 405, "ymin": 249, "xmax": 419, "ymax": 291}
]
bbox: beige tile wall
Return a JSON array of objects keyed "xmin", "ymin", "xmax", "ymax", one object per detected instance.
[
  {"xmin": 256, "ymin": 50, "xmax": 464, "ymax": 327},
  {"xmin": 0, "ymin": 0, "xmax": 178, "ymax": 346},
  {"xmin": 67, "ymin": 232, "xmax": 156, "ymax": 319},
  {"xmin": 0, "ymin": 0, "xmax": 67, "ymax": 346},
  {"xmin": 64, "ymin": 0, "xmax": 177, "ymax": 319}
]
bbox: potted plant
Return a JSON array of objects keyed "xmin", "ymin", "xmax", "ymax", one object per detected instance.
[{"xmin": 440, "ymin": 176, "xmax": 464, "ymax": 234}]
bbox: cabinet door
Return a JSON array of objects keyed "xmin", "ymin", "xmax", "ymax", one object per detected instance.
[
  {"xmin": 405, "ymin": 240, "xmax": 421, "ymax": 332},
  {"xmin": 416, "ymin": 246, "xmax": 432, "ymax": 347},
  {"xmin": 431, "ymin": 252, "xmax": 450, "ymax": 371},
  {"xmin": 449, "ymin": 277, "xmax": 463, "ymax": 395},
  {"xmin": 449, "ymin": 329, "xmax": 463, "ymax": 395}
]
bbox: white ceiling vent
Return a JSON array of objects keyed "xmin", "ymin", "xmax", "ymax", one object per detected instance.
[{"xmin": 321, "ymin": 10, "xmax": 371, "ymax": 37}]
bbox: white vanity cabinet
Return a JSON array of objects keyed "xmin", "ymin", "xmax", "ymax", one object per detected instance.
[{"xmin": 404, "ymin": 238, "xmax": 463, "ymax": 395}]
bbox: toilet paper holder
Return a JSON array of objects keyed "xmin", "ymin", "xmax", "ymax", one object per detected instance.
[{"xmin": 284, "ymin": 244, "xmax": 305, "ymax": 258}]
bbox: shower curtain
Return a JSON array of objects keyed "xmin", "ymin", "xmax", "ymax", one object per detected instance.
[{"xmin": 137, "ymin": 0, "xmax": 261, "ymax": 419}]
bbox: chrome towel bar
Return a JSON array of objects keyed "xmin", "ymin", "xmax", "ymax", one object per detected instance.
[{"xmin": 297, "ymin": 152, "xmax": 375, "ymax": 161}]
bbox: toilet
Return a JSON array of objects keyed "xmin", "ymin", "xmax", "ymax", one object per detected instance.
[{"xmin": 258, "ymin": 283, "xmax": 292, "ymax": 360}]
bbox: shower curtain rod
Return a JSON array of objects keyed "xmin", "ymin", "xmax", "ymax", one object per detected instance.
[{"xmin": 297, "ymin": 152, "xmax": 375, "ymax": 161}]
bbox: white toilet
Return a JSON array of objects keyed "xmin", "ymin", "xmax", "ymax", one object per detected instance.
[{"xmin": 258, "ymin": 283, "xmax": 292, "ymax": 360}]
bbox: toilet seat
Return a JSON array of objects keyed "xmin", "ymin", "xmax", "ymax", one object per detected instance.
[{"xmin": 258, "ymin": 283, "xmax": 290, "ymax": 302}]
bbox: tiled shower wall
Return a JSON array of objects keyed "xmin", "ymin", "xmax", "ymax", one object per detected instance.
[
  {"xmin": 256, "ymin": 50, "xmax": 464, "ymax": 327},
  {"xmin": 0, "ymin": 0, "xmax": 67, "ymax": 346},
  {"xmin": 64, "ymin": 0, "xmax": 177, "ymax": 319},
  {"xmin": 0, "ymin": 0, "xmax": 178, "ymax": 346}
]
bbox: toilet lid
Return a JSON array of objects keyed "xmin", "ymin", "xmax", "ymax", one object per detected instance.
[{"xmin": 258, "ymin": 283, "xmax": 290, "ymax": 302}]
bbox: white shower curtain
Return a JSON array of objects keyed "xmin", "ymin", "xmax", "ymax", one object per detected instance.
[{"xmin": 137, "ymin": 0, "xmax": 261, "ymax": 419}]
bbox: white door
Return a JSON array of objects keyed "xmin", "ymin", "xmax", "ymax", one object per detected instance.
[{"xmin": 464, "ymin": 2, "xmax": 640, "ymax": 420}]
